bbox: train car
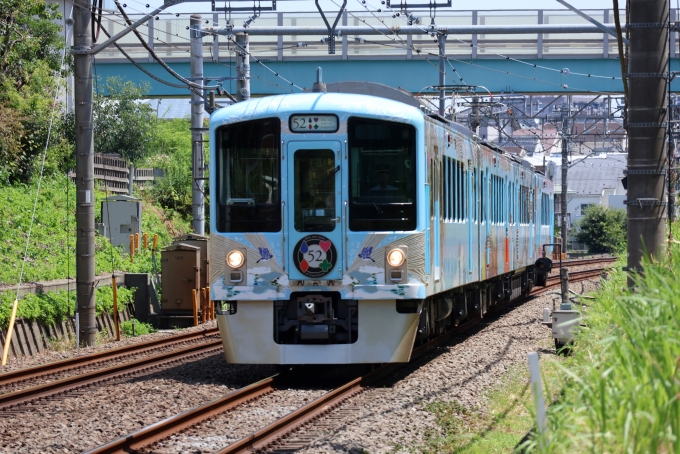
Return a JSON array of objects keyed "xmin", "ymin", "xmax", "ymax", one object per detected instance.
[{"xmin": 209, "ymin": 86, "xmax": 554, "ymax": 364}]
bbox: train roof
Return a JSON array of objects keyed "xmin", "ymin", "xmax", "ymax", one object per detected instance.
[{"xmin": 210, "ymin": 92, "xmax": 425, "ymax": 127}]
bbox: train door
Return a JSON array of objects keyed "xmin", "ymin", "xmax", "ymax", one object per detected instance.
[
  {"xmin": 434, "ymin": 158, "xmax": 441, "ymax": 284},
  {"xmin": 286, "ymin": 141, "xmax": 344, "ymax": 281},
  {"xmin": 530, "ymin": 180, "xmax": 535, "ymax": 260}
]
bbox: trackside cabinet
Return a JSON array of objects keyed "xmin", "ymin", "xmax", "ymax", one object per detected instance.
[
  {"xmin": 172, "ymin": 234, "xmax": 209, "ymax": 291},
  {"xmin": 100, "ymin": 195, "xmax": 142, "ymax": 248},
  {"xmin": 160, "ymin": 244, "xmax": 200, "ymax": 314}
]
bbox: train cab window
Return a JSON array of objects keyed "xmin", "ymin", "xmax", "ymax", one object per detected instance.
[
  {"xmin": 348, "ymin": 118, "xmax": 416, "ymax": 231},
  {"xmin": 215, "ymin": 118, "xmax": 281, "ymax": 232}
]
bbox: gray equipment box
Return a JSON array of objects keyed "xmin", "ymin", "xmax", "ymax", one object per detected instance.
[
  {"xmin": 160, "ymin": 244, "xmax": 200, "ymax": 313},
  {"xmin": 101, "ymin": 195, "xmax": 142, "ymax": 248}
]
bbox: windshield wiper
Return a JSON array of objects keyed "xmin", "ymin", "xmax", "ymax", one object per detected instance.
[{"xmin": 359, "ymin": 180, "xmax": 383, "ymax": 214}]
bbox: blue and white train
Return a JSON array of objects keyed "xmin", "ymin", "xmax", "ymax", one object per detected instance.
[{"xmin": 209, "ymin": 85, "xmax": 554, "ymax": 364}]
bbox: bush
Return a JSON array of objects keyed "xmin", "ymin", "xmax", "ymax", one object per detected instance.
[
  {"xmin": 573, "ymin": 205, "xmax": 626, "ymax": 254},
  {"xmin": 120, "ymin": 318, "xmax": 157, "ymax": 337}
]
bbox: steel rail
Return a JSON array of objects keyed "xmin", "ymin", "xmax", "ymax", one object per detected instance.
[
  {"xmin": 83, "ymin": 376, "xmax": 277, "ymax": 454},
  {"xmin": 0, "ymin": 327, "xmax": 219, "ymax": 388},
  {"xmin": 85, "ymin": 264, "xmax": 609, "ymax": 454},
  {"xmin": 0, "ymin": 339, "xmax": 222, "ymax": 410},
  {"xmin": 217, "ymin": 266, "xmax": 608, "ymax": 453}
]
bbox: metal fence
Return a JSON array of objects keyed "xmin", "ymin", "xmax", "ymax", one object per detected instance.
[
  {"xmin": 68, "ymin": 154, "xmax": 163, "ymax": 194},
  {"xmin": 92, "ymin": 8, "xmax": 679, "ymax": 62}
]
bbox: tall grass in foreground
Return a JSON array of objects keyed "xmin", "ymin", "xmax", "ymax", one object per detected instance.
[{"xmin": 529, "ymin": 245, "xmax": 680, "ymax": 453}]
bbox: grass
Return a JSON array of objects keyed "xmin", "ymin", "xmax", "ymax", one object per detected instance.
[
  {"xmin": 525, "ymin": 239, "xmax": 680, "ymax": 453},
  {"xmin": 414, "ymin": 356, "xmax": 564, "ymax": 454},
  {"xmin": 0, "ymin": 174, "xmax": 191, "ymax": 286}
]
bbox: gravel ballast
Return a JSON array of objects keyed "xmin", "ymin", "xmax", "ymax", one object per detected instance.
[{"xmin": 0, "ymin": 276, "xmax": 604, "ymax": 453}]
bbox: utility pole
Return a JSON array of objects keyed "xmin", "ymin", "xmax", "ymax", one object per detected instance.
[
  {"xmin": 438, "ymin": 33, "xmax": 446, "ymax": 117},
  {"xmin": 626, "ymin": 0, "xmax": 668, "ymax": 273},
  {"xmin": 190, "ymin": 15, "xmax": 205, "ymax": 235},
  {"xmin": 235, "ymin": 33, "xmax": 250, "ymax": 101},
  {"xmin": 561, "ymin": 127, "xmax": 568, "ymax": 257},
  {"xmin": 73, "ymin": 0, "xmax": 97, "ymax": 346}
]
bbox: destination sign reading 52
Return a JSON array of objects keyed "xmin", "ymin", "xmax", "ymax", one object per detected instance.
[{"xmin": 290, "ymin": 114, "xmax": 338, "ymax": 133}]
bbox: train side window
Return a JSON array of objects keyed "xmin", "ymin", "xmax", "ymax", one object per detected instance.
[
  {"xmin": 463, "ymin": 165, "xmax": 468, "ymax": 221},
  {"xmin": 215, "ymin": 117, "xmax": 281, "ymax": 233},
  {"xmin": 480, "ymin": 170, "xmax": 485, "ymax": 223},
  {"xmin": 443, "ymin": 158, "xmax": 448, "ymax": 221},
  {"xmin": 473, "ymin": 169, "xmax": 477, "ymax": 222},
  {"xmin": 460, "ymin": 160, "xmax": 464, "ymax": 222},
  {"xmin": 452, "ymin": 159, "xmax": 457, "ymax": 221}
]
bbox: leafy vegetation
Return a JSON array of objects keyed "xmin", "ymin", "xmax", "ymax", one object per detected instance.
[
  {"xmin": 144, "ymin": 118, "xmax": 197, "ymax": 221},
  {"xmin": 62, "ymin": 76, "xmax": 157, "ymax": 164},
  {"xmin": 573, "ymin": 205, "xmax": 626, "ymax": 254},
  {"xmin": 0, "ymin": 175, "xmax": 190, "ymax": 286},
  {"xmin": 120, "ymin": 318, "xmax": 157, "ymax": 337},
  {"xmin": 0, "ymin": 0, "xmax": 70, "ymax": 185},
  {"xmin": 0, "ymin": 285, "xmax": 135, "ymax": 329},
  {"xmin": 528, "ymin": 242, "xmax": 680, "ymax": 452}
]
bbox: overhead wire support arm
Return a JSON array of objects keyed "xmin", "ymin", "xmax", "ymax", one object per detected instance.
[
  {"xmin": 316, "ymin": 0, "xmax": 347, "ymax": 55},
  {"xmin": 114, "ymin": 2, "xmax": 237, "ymax": 98},
  {"xmin": 75, "ymin": 0, "xmax": 186, "ymax": 55},
  {"xmin": 556, "ymin": 0, "xmax": 630, "ymax": 45}
]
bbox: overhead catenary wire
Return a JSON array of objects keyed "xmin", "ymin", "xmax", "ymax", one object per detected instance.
[
  {"xmin": 379, "ymin": 0, "xmax": 625, "ymax": 82},
  {"xmin": 115, "ymin": 0, "xmax": 240, "ymax": 101},
  {"xmin": 72, "ymin": 0, "xmax": 302, "ymax": 95}
]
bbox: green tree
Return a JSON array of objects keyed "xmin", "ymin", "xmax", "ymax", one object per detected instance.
[
  {"xmin": 0, "ymin": 0, "xmax": 65, "ymax": 90},
  {"xmin": 574, "ymin": 204, "xmax": 627, "ymax": 254},
  {"xmin": 94, "ymin": 77, "xmax": 157, "ymax": 163},
  {"xmin": 0, "ymin": 0, "xmax": 68, "ymax": 184},
  {"xmin": 144, "ymin": 118, "xmax": 195, "ymax": 220},
  {"xmin": 64, "ymin": 77, "xmax": 158, "ymax": 164}
]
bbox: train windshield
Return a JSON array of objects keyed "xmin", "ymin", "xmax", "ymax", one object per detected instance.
[
  {"xmin": 348, "ymin": 118, "xmax": 416, "ymax": 231},
  {"xmin": 215, "ymin": 118, "xmax": 281, "ymax": 232}
]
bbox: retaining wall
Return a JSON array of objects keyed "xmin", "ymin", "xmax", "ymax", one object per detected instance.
[{"xmin": 0, "ymin": 307, "xmax": 134, "ymax": 359}]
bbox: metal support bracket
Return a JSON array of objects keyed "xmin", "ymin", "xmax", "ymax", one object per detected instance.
[
  {"xmin": 624, "ymin": 168, "xmax": 667, "ymax": 175},
  {"xmin": 624, "ymin": 198, "xmax": 665, "ymax": 207},
  {"xmin": 628, "ymin": 22, "xmax": 668, "ymax": 28},
  {"xmin": 315, "ymin": 0, "xmax": 346, "ymax": 54},
  {"xmin": 627, "ymin": 122, "xmax": 668, "ymax": 128},
  {"xmin": 624, "ymin": 72, "xmax": 669, "ymax": 79}
]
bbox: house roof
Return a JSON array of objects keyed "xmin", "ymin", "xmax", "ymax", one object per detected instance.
[{"xmin": 554, "ymin": 153, "xmax": 627, "ymax": 196}]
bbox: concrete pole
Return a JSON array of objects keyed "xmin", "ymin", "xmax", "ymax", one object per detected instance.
[
  {"xmin": 438, "ymin": 33, "xmax": 446, "ymax": 117},
  {"xmin": 561, "ymin": 132, "xmax": 568, "ymax": 257},
  {"xmin": 190, "ymin": 15, "xmax": 205, "ymax": 235},
  {"xmin": 73, "ymin": 0, "xmax": 96, "ymax": 346},
  {"xmin": 236, "ymin": 33, "xmax": 250, "ymax": 101},
  {"xmin": 627, "ymin": 0, "xmax": 668, "ymax": 273}
]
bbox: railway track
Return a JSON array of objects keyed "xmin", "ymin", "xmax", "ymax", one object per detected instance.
[
  {"xmin": 0, "ymin": 328, "xmax": 220, "ymax": 412},
  {"xmin": 86, "ymin": 260, "xmax": 612, "ymax": 454},
  {"xmin": 561, "ymin": 256, "xmax": 616, "ymax": 267}
]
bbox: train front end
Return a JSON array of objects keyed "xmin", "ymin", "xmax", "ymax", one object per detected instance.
[{"xmin": 209, "ymin": 93, "xmax": 426, "ymax": 364}]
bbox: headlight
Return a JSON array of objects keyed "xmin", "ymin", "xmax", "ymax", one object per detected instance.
[
  {"xmin": 226, "ymin": 250, "xmax": 245, "ymax": 268},
  {"xmin": 387, "ymin": 249, "xmax": 405, "ymax": 267}
]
